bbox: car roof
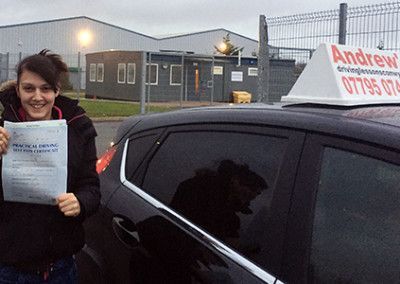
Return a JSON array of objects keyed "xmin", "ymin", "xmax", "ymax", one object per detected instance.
[
  {"xmin": 282, "ymin": 103, "xmax": 400, "ymax": 127},
  {"xmin": 115, "ymin": 103, "xmax": 400, "ymax": 151},
  {"xmin": 192, "ymin": 103, "xmax": 400, "ymax": 127}
]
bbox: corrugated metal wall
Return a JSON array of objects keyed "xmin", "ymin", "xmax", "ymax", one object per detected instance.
[
  {"xmin": 0, "ymin": 17, "xmax": 159, "ymax": 58},
  {"xmin": 0, "ymin": 17, "xmax": 159, "ymax": 88},
  {"xmin": 0, "ymin": 17, "xmax": 258, "ymax": 89},
  {"xmin": 0, "ymin": 17, "xmax": 257, "ymax": 57},
  {"xmin": 159, "ymin": 30, "xmax": 258, "ymax": 56}
]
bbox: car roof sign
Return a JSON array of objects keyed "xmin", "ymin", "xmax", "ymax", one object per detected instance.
[{"xmin": 281, "ymin": 43, "xmax": 400, "ymax": 106}]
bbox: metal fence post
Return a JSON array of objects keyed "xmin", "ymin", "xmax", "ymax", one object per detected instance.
[
  {"xmin": 0, "ymin": 53, "xmax": 2, "ymax": 82},
  {"xmin": 6, "ymin": 52, "xmax": 10, "ymax": 81},
  {"xmin": 147, "ymin": 52, "xmax": 152, "ymax": 113},
  {"xmin": 140, "ymin": 51, "xmax": 146, "ymax": 115},
  {"xmin": 184, "ymin": 64, "xmax": 188, "ymax": 101},
  {"xmin": 257, "ymin": 15, "xmax": 270, "ymax": 103},
  {"xmin": 180, "ymin": 54, "xmax": 184, "ymax": 108},
  {"xmin": 339, "ymin": 3, "xmax": 348, "ymax": 44},
  {"xmin": 77, "ymin": 51, "xmax": 81, "ymax": 101},
  {"xmin": 211, "ymin": 56, "xmax": 215, "ymax": 105}
]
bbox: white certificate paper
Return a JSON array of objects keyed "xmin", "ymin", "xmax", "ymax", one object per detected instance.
[{"xmin": 2, "ymin": 120, "xmax": 68, "ymax": 205}]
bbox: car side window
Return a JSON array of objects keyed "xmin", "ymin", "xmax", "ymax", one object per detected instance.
[
  {"xmin": 139, "ymin": 128, "xmax": 288, "ymax": 273},
  {"xmin": 125, "ymin": 132, "xmax": 161, "ymax": 180},
  {"xmin": 309, "ymin": 147, "xmax": 400, "ymax": 283}
]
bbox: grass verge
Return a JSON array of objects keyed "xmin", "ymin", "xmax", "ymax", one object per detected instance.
[
  {"xmin": 78, "ymin": 99, "xmax": 177, "ymax": 118},
  {"xmin": 63, "ymin": 92, "xmax": 177, "ymax": 118}
]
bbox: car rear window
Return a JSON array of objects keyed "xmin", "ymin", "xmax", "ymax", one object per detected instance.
[{"xmin": 310, "ymin": 147, "xmax": 400, "ymax": 283}]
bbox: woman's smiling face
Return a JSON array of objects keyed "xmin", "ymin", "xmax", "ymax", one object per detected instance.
[{"xmin": 17, "ymin": 70, "xmax": 59, "ymax": 121}]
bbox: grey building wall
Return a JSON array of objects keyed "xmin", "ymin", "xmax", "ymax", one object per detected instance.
[
  {"xmin": 86, "ymin": 51, "xmax": 295, "ymax": 103},
  {"xmin": 86, "ymin": 51, "xmax": 144, "ymax": 101},
  {"xmin": 145, "ymin": 54, "xmax": 187, "ymax": 102},
  {"xmin": 181, "ymin": 57, "xmax": 259, "ymax": 102},
  {"xmin": 86, "ymin": 51, "xmax": 188, "ymax": 102}
]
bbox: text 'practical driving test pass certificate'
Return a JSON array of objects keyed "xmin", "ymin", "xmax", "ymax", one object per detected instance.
[{"xmin": 2, "ymin": 120, "xmax": 67, "ymax": 205}]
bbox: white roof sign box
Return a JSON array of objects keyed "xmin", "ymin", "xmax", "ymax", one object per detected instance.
[{"xmin": 281, "ymin": 43, "xmax": 400, "ymax": 106}]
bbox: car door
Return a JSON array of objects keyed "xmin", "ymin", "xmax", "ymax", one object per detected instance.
[
  {"xmin": 106, "ymin": 123, "xmax": 305, "ymax": 283},
  {"xmin": 283, "ymin": 134, "xmax": 400, "ymax": 283}
]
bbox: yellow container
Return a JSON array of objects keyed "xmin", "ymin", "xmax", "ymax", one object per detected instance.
[{"xmin": 232, "ymin": 91, "xmax": 252, "ymax": 103}]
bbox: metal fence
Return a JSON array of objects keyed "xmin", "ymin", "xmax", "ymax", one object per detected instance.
[
  {"xmin": 266, "ymin": 1, "xmax": 400, "ymax": 63},
  {"xmin": 269, "ymin": 46, "xmax": 314, "ymax": 64},
  {"xmin": 0, "ymin": 52, "xmax": 86, "ymax": 92}
]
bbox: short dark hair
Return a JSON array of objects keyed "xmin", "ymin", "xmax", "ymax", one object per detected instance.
[
  {"xmin": 217, "ymin": 159, "xmax": 268, "ymax": 190},
  {"xmin": 17, "ymin": 49, "xmax": 69, "ymax": 92}
]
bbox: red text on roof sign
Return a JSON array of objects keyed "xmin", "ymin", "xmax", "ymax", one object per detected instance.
[{"xmin": 331, "ymin": 45, "xmax": 399, "ymax": 69}]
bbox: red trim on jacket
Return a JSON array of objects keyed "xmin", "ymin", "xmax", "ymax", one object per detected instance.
[
  {"xmin": 53, "ymin": 106, "xmax": 63, "ymax": 119},
  {"xmin": 67, "ymin": 113, "xmax": 86, "ymax": 124}
]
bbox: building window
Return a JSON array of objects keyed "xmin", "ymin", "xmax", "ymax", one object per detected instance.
[
  {"xmin": 170, "ymin": 64, "xmax": 182, "ymax": 85},
  {"xmin": 231, "ymin": 71, "xmax": 243, "ymax": 82},
  {"xmin": 146, "ymin": 63, "xmax": 158, "ymax": 85},
  {"xmin": 213, "ymin": 66, "xmax": 223, "ymax": 75},
  {"xmin": 248, "ymin": 67, "xmax": 258, "ymax": 76},
  {"xmin": 97, "ymin": 63, "xmax": 104, "ymax": 82},
  {"xmin": 118, "ymin": 63, "xmax": 126, "ymax": 84},
  {"xmin": 127, "ymin": 63, "xmax": 136, "ymax": 84},
  {"xmin": 89, "ymin": 64, "xmax": 96, "ymax": 82}
]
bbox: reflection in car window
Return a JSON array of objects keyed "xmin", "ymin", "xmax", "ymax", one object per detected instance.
[
  {"xmin": 140, "ymin": 129, "xmax": 287, "ymax": 272},
  {"xmin": 170, "ymin": 159, "xmax": 268, "ymax": 241},
  {"xmin": 310, "ymin": 147, "xmax": 400, "ymax": 283}
]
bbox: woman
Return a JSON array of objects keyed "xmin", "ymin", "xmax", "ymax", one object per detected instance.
[{"xmin": 0, "ymin": 50, "xmax": 100, "ymax": 283}]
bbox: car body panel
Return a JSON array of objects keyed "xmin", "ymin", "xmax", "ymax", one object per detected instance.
[{"xmin": 81, "ymin": 103, "xmax": 400, "ymax": 283}]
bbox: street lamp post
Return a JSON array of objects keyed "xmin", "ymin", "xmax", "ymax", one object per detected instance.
[
  {"xmin": 17, "ymin": 39, "xmax": 23, "ymax": 63},
  {"xmin": 77, "ymin": 30, "xmax": 91, "ymax": 101},
  {"xmin": 77, "ymin": 51, "xmax": 81, "ymax": 100}
]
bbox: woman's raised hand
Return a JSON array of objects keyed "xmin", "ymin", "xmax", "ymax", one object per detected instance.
[{"xmin": 0, "ymin": 127, "xmax": 10, "ymax": 155}]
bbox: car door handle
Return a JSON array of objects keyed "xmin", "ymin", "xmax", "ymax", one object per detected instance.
[{"xmin": 112, "ymin": 215, "xmax": 140, "ymax": 248}]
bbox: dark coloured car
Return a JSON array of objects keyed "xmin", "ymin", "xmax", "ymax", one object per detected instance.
[{"xmin": 77, "ymin": 102, "xmax": 400, "ymax": 283}]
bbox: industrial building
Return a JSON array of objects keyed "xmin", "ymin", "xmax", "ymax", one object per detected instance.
[
  {"xmin": 0, "ymin": 16, "xmax": 258, "ymax": 55},
  {"xmin": 0, "ymin": 16, "xmax": 258, "ymax": 84},
  {"xmin": 85, "ymin": 50, "xmax": 295, "ymax": 103},
  {"xmin": 0, "ymin": 16, "xmax": 295, "ymax": 102}
]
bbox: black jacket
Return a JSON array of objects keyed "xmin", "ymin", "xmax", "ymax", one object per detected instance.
[{"xmin": 0, "ymin": 81, "xmax": 100, "ymax": 265}]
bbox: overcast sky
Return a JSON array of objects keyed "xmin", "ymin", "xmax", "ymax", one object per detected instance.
[{"xmin": 0, "ymin": 0, "xmax": 390, "ymax": 40}]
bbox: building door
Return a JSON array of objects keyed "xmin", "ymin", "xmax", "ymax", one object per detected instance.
[{"xmin": 212, "ymin": 64, "xmax": 225, "ymax": 102}]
